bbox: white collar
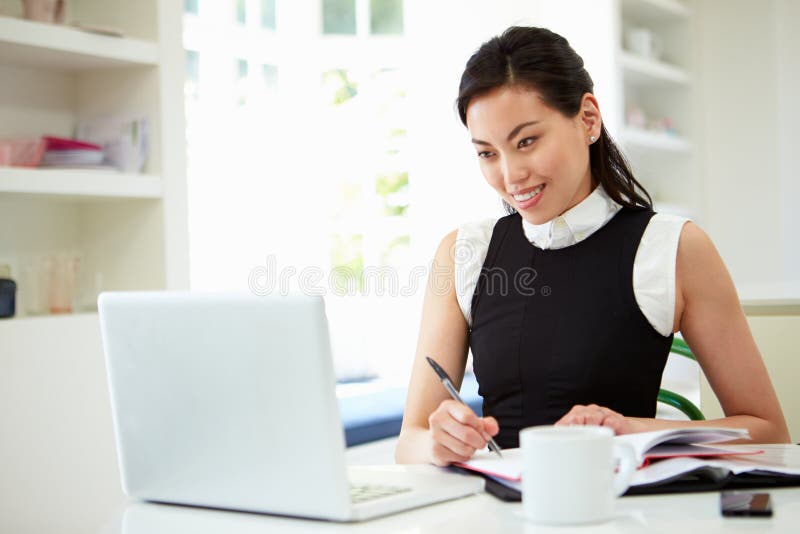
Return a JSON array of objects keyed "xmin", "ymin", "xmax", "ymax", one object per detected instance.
[{"xmin": 521, "ymin": 185, "xmax": 622, "ymax": 250}]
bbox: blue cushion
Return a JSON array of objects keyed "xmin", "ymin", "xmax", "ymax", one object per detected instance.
[{"xmin": 338, "ymin": 373, "xmax": 482, "ymax": 447}]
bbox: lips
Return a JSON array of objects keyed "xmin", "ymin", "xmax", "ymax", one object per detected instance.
[
  {"xmin": 511, "ymin": 184, "xmax": 544, "ymax": 201},
  {"xmin": 510, "ymin": 184, "xmax": 545, "ymax": 209}
]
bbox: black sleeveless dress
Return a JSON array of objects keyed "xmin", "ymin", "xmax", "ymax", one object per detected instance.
[{"xmin": 468, "ymin": 208, "xmax": 672, "ymax": 448}]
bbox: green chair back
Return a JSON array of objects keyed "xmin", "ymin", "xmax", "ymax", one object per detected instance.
[{"xmin": 657, "ymin": 338, "xmax": 705, "ymax": 421}]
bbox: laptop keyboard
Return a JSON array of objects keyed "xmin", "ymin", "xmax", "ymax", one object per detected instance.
[{"xmin": 350, "ymin": 484, "xmax": 412, "ymax": 504}]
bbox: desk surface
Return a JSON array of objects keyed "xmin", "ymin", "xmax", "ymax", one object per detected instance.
[
  {"xmin": 103, "ymin": 486, "xmax": 800, "ymax": 534},
  {"xmin": 99, "ymin": 440, "xmax": 800, "ymax": 533}
]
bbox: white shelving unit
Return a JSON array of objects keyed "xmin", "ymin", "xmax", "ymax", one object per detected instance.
[
  {"xmin": 0, "ymin": 0, "xmax": 188, "ymax": 323},
  {"xmin": 620, "ymin": 51, "xmax": 690, "ymax": 86},
  {"xmin": 0, "ymin": 167, "xmax": 163, "ymax": 200},
  {"xmin": 620, "ymin": 0, "xmax": 690, "ymax": 22},
  {"xmin": 1, "ymin": 4, "xmax": 187, "ymax": 531},
  {"xmin": 617, "ymin": 0, "xmax": 700, "ymax": 220},
  {"xmin": 620, "ymin": 126, "xmax": 691, "ymax": 153},
  {"xmin": 0, "ymin": 15, "xmax": 159, "ymax": 69}
]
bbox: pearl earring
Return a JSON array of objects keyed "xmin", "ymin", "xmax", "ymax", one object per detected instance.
[{"xmin": 589, "ymin": 135, "xmax": 596, "ymax": 143}]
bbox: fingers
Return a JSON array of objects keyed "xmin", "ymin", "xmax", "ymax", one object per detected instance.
[
  {"xmin": 481, "ymin": 416, "xmax": 500, "ymax": 438},
  {"xmin": 600, "ymin": 414, "xmax": 627, "ymax": 435},
  {"xmin": 555, "ymin": 404, "xmax": 629, "ymax": 434},
  {"xmin": 430, "ymin": 432, "xmax": 474, "ymax": 466},
  {"xmin": 443, "ymin": 402, "xmax": 500, "ymax": 440},
  {"xmin": 443, "ymin": 400, "xmax": 481, "ymax": 429},
  {"xmin": 430, "ymin": 441, "xmax": 470, "ymax": 467},
  {"xmin": 428, "ymin": 400, "xmax": 491, "ymax": 465},
  {"xmin": 557, "ymin": 404, "xmax": 608, "ymax": 425},
  {"xmin": 431, "ymin": 401, "xmax": 487, "ymax": 449}
]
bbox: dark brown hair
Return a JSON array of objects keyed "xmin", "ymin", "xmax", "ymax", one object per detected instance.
[{"xmin": 457, "ymin": 26, "xmax": 652, "ymax": 211}]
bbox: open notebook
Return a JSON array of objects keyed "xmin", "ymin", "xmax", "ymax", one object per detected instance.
[
  {"xmin": 454, "ymin": 427, "xmax": 800, "ymax": 498},
  {"xmin": 457, "ymin": 427, "xmax": 759, "ymax": 483}
]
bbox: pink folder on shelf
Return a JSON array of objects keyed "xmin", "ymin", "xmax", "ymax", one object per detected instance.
[{"xmin": 43, "ymin": 136, "xmax": 103, "ymax": 151}]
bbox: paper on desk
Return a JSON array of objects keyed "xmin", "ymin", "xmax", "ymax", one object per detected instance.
[
  {"xmin": 456, "ymin": 448, "xmax": 522, "ymax": 481},
  {"xmin": 615, "ymin": 427, "xmax": 751, "ymax": 465},
  {"xmin": 458, "ymin": 442, "xmax": 789, "ymax": 491},
  {"xmin": 458, "ymin": 428, "xmax": 753, "ymax": 480},
  {"xmin": 631, "ymin": 457, "xmax": 729, "ymax": 486},
  {"xmin": 640, "ymin": 443, "xmax": 763, "ymax": 465},
  {"xmin": 464, "ymin": 451, "xmax": 743, "ymax": 490},
  {"xmin": 714, "ymin": 444, "xmax": 800, "ymax": 475},
  {"xmin": 632, "ymin": 444, "xmax": 800, "ymax": 487}
]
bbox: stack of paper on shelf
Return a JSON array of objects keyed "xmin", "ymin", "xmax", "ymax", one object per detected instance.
[
  {"xmin": 39, "ymin": 136, "xmax": 105, "ymax": 168},
  {"xmin": 77, "ymin": 115, "xmax": 149, "ymax": 173}
]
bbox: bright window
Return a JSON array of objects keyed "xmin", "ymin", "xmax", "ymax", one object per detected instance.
[
  {"xmin": 322, "ymin": 0, "xmax": 357, "ymax": 34},
  {"xmin": 182, "ymin": 1, "xmax": 524, "ymax": 383},
  {"xmin": 184, "ymin": 0, "xmax": 199, "ymax": 15},
  {"xmin": 261, "ymin": 0, "xmax": 276, "ymax": 29}
]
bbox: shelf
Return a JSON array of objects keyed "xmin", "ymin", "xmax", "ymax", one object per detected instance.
[
  {"xmin": 621, "ymin": 0, "xmax": 690, "ymax": 23},
  {"xmin": 0, "ymin": 168, "xmax": 162, "ymax": 200},
  {"xmin": 621, "ymin": 127, "xmax": 692, "ymax": 152},
  {"xmin": 621, "ymin": 51, "xmax": 690, "ymax": 86},
  {"xmin": 0, "ymin": 15, "xmax": 158, "ymax": 71}
]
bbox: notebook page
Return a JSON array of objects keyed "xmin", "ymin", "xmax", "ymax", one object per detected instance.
[
  {"xmin": 712, "ymin": 444, "xmax": 800, "ymax": 475},
  {"xmin": 456, "ymin": 448, "xmax": 522, "ymax": 481},
  {"xmin": 615, "ymin": 427, "xmax": 751, "ymax": 465},
  {"xmin": 631, "ymin": 457, "xmax": 729, "ymax": 487},
  {"xmin": 631, "ymin": 445, "xmax": 800, "ymax": 486}
]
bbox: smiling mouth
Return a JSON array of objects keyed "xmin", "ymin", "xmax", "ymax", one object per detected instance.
[{"xmin": 511, "ymin": 184, "xmax": 544, "ymax": 202}]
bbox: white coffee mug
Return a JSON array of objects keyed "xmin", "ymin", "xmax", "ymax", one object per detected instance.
[
  {"xmin": 520, "ymin": 425, "xmax": 636, "ymax": 525},
  {"xmin": 624, "ymin": 27, "xmax": 663, "ymax": 60}
]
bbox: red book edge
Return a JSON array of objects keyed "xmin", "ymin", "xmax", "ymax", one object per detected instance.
[
  {"xmin": 639, "ymin": 447, "xmax": 764, "ymax": 468},
  {"xmin": 43, "ymin": 136, "xmax": 103, "ymax": 151}
]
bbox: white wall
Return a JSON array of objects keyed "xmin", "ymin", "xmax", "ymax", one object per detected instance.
[
  {"xmin": 697, "ymin": 0, "xmax": 799, "ymax": 289},
  {"xmin": 405, "ymin": 0, "xmax": 621, "ymax": 262},
  {"xmin": 776, "ymin": 0, "xmax": 800, "ymax": 283},
  {"xmin": 701, "ymin": 312, "xmax": 800, "ymax": 442},
  {"xmin": 527, "ymin": 0, "xmax": 622, "ymax": 136},
  {"xmin": 405, "ymin": 0, "xmax": 537, "ymax": 263}
]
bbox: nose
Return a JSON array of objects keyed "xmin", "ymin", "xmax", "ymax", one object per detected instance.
[{"xmin": 501, "ymin": 152, "xmax": 530, "ymax": 187}]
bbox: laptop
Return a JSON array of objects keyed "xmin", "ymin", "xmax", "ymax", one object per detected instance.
[{"xmin": 98, "ymin": 292, "xmax": 483, "ymax": 521}]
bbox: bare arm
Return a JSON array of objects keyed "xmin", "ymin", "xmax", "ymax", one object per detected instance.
[
  {"xmin": 395, "ymin": 231, "xmax": 498, "ymax": 465},
  {"xmin": 558, "ymin": 223, "xmax": 790, "ymax": 442},
  {"xmin": 657, "ymin": 222, "xmax": 789, "ymax": 441}
]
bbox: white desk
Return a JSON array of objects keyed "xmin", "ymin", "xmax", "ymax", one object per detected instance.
[
  {"xmin": 98, "ymin": 439, "xmax": 800, "ymax": 533},
  {"xmin": 102, "ymin": 486, "xmax": 800, "ymax": 534}
]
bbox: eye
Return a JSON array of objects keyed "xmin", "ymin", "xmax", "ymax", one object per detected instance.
[
  {"xmin": 518, "ymin": 136, "xmax": 537, "ymax": 149},
  {"xmin": 477, "ymin": 150, "xmax": 495, "ymax": 159}
]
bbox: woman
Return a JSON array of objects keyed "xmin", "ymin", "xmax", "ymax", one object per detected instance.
[{"xmin": 396, "ymin": 26, "xmax": 789, "ymax": 466}]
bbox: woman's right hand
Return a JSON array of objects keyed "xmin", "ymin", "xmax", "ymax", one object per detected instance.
[{"xmin": 427, "ymin": 399, "xmax": 500, "ymax": 466}]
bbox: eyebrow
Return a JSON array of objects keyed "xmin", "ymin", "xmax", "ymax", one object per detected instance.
[{"xmin": 471, "ymin": 120, "xmax": 540, "ymax": 146}]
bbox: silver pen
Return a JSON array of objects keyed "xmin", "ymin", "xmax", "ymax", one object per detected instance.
[{"xmin": 425, "ymin": 355, "xmax": 502, "ymax": 458}]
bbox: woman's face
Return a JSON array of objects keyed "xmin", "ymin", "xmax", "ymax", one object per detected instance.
[{"xmin": 465, "ymin": 85, "xmax": 600, "ymax": 225}]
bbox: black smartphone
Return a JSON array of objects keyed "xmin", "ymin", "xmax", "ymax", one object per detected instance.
[{"xmin": 720, "ymin": 491, "xmax": 773, "ymax": 517}]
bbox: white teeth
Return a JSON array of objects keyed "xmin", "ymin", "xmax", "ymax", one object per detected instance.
[{"xmin": 513, "ymin": 185, "xmax": 544, "ymax": 201}]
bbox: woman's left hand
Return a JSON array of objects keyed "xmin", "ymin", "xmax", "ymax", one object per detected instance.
[{"xmin": 555, "ymin": 404, "xmax": 645, "ymax": 435}]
